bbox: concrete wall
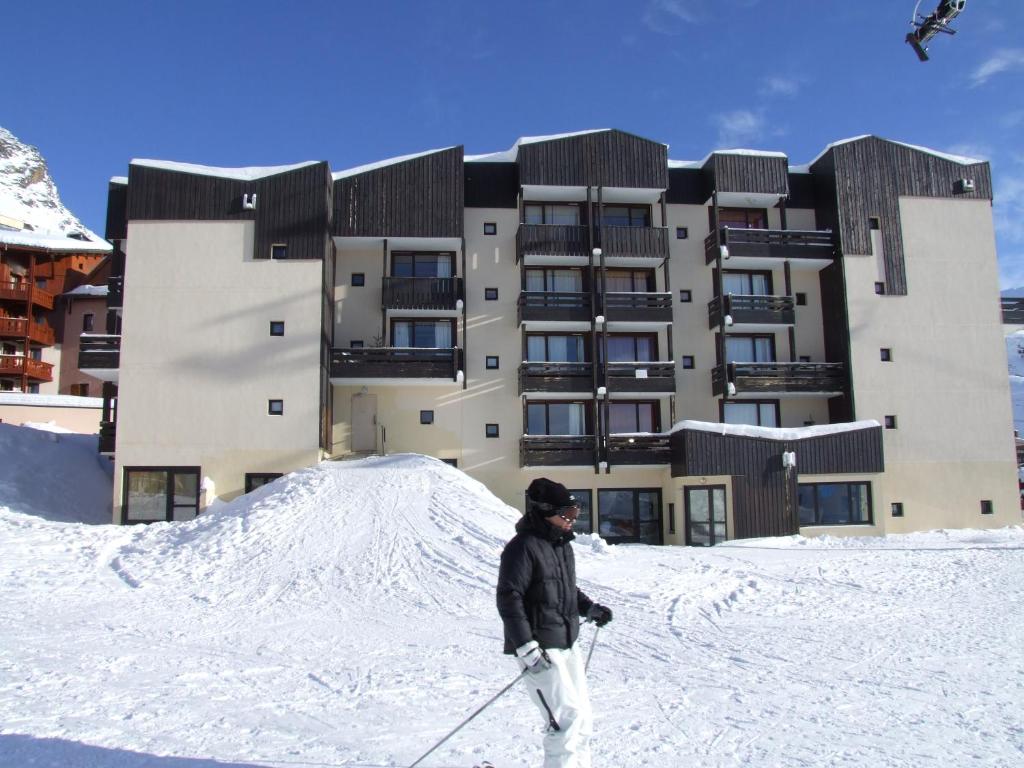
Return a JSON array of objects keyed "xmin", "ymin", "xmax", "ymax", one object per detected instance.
[
  {"xmin": 0, "ymin": 399, "xmax": 102, "ymax": 433},
  {"xmin": 58, "ymin": 295, "xmax": 108, "ymax": 397}
]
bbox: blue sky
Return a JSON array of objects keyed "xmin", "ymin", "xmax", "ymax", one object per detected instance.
[{"xmin": 4, "ymin": 0, "xmax": 1022, "ymax": 286}]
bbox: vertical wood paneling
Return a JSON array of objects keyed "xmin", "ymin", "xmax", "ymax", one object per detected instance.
[
  {"xmin": 518, "ymin": 130, "xmax": 668, "ymax": 189},
  {"xmin": 105, "ymin": 182, "xmax": 128, "ymax": 241},
  {"xmin": 707, "ymin": 153, "xmax": 789, "ymax": 196}
]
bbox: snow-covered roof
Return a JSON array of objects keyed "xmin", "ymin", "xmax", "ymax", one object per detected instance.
[
  {"xmin": 0, "ymin": 227, "xmax": 111, "ymax": 253},
  {"xmin": 670, "ymin": 419, "xmax": 881, "ymax": 441},
  {"xmin": 110, "ymin": 176, "xmax": 127, "ymax": 185},
  {"xmin": 129, "ymin": 159, "xmax": 322, "ymax": 181},
  {"xmin": 466, "ymin": 129, "xmax": 664, "ymax": 164},
  {"xmin": 331, "ymin": 147, "xmax": 457, "ymax": 181},
  {"xmin": 64, "ymin": 284, "xmax": 109, "ymax": 298},
  {"xmin": 0, "ymin": 392, "xmax": 103, "ymax": 408},
  {"xmin": 804, "ymin": 135, "xmax": 985, "ymax": 169}
]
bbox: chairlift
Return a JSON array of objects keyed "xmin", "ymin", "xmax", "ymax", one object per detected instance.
[{"xmin": 906, "ymin": 0, "xmax": 967, "ymax": 62}]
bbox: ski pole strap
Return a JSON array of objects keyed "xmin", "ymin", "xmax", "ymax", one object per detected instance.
[{"xmin": 408, "ymin": 668, "xmax": 528, "ymax": 768}]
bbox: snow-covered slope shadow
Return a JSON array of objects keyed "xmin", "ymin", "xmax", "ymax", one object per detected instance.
[{"xmin": 0, "ymin": 733, "xmax": 264, "ymax": 768}]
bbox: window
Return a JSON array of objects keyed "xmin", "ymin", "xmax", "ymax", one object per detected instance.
[
  {"xmin": 885, "ymin": 415, "xmax": 897, "ymax": 429},
  {"xmin": 798, "ymin": 482, "xmax": 872, "ymax": 526},
  {"xmin": 526, "ymin": 334, "xmax": 587, "ymax": 362},
  {"xmin": 484, "ymin": 287, "xmax": 499, "ymax": 301},
  {"xmin": 485, "ymin": 423, "xmax": 499, "ymax": 438},
  {"xmin": 724, "ymin": 335, "xmax": 775, "ymax": 363},
  {"xmin": 891, "ymin": 502, "xmax": 904, "ymax": 517},
  {"xmin": 350, "ymin": 340, "xmax": 364, "ymax": 348},
  {"xmin": 599, "ymin": 269, "xmax": 654, "ymax": 293},
  {"xmin": 570, "ymin": 489, "xmax": 593, "ymax": 534},
  {"xmin": 392, "ymin": 319, "xmax": 455, "ymax": 348},
  {"xmin": 685, "ymin": 486, "xmax": 727, "ymax": 546},
  {"xmin": 594, "ymin": 204, "xmax": 650, "ymax": 228},
  {"xmin": 603, "ymin": 401, "xmax": 659, "ymax": 434},
  {"xmin": 526, "ymin": 402, "xmax": 588, "ymax": 435},
  {"xmin": 483, "ymin": 222, "xmax": 497, "ymax": 235},
  {"xmin": 676, "ymin": 227, "xmax": 688, "ymax": 240},
  {"xmin": 268, "ymin": 399, "xmax": 284, "ymax": 415},
  {"xmin": 485, "ymin": 355, "xmax": 499, "ymax": 370},
  {"xmin": 869, "ymin": 217, "xmax": 881, "ymax": 230},
  {"xmin": 245, "ymin": 473, "xmax": 283, "ymax": 493},
  {"xmin": 668, "ymin": 502, "xmax": 676, "ymax": 535},
  {"xmin": 722, "ymin": 270, "xmax": 772, "ymax": 296},
  {"xmin": 981, "ymin": 500, "xmax": 993, "ymax": 515},
  {"xmin": 679, "ymin": 289, "xmax": 692, "ymax": 303},
  {"xmin": 723, "ymin": 400, "xmax": 779, "ymax": 427},
  {"xmin": 420, "ymin": 410, "xmax": 434, "ymax": 425},
  {"xmin": 270, "ymin": 321, "xmax": 285, "ymax": 336},
  {"xmin": 795, "ymin": 292, "xmax": 807, "ymax": 306},
  {"xmin": 718, "ymin": 208, "xmax": 766, "ymax": 229},
  {"xmin": 271, "ymin": 244, "xmax": 288, "ymax": 260},
  {"xmin": 69, "ymin": 383, "xmax": 90, "ymax": 397},
  {"xmin": 602, "ymin": 334, "xmax": 657, "ymax": 363},
  {"xmin": 123, "ymin": 467, "xmax": 200, "ymax": 524},
  {"xmin": 351, "ymin": 273, "xmax": 365, "ymax": 287},
  {"xmin": 392, "ymin": 252, "xmax": 454, "ymax": 278},
  {"xmin": 682, "ymin": 355, "xmax": 695, "ymax": 369},
  {"xmin": 524, "ymin": 203, "xmax": 580, "ymax": 226},
  {"xmin": 799, "ymin": 355, "xmax": 812, "ymax": 363},
  {"xmin": 525, "ymin": 268, "xmax": 584, "ymax": 293},
  {"xmin": 880, "ymin": 348, "xmax": 892, "ymax": 362},
  {"xmin": 82, "ymin": 313, "xmax": 94, "ymax": 332},
  {"xmin": 875, "ymin": 282, "xmax": 886, "ymax": 295},
  {"xmin": 598, "ymin": 489, "xmax": 662, "ymax": 544}
]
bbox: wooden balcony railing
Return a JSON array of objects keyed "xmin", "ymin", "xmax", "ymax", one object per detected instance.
[
  {"xmin": 0, "ymin": 354, "xmax": 53, "ymax": 381},
  {"xmin": 516, "ymin": 224, "xmax": 589, "ymax": 262},
  {"xmin": 78, "ymin": 335, "xmax": 121, "ymax": 370},
  {"xmin": 712, "ymin": 362, "xmax": 846, "ymax": 396},
  {"xmin": 0, "ymin": 317, "xmax": 55, "ymax": 345},
  {"xmin": 704, "ymin": 228, "xmax": 836, "ymax": 265},
  {"xmin": 330, "ymin": 347, "xmax": 462, "ymax": 381},
  {"xmin": 603, "ymin": 361, "xmax": 676, "ymax": 393},
  {"xmin": 0, "ymin": 282, "xmax": 55, "ymax": 310},
  {"xmin": 598, "ymin": 226, "xmax": 670, "ymax": 261},
  {"xmin": 605, "ymin": 434, "xmax": 672, "ymax": 465},
  {"xmin": 517, "ymin": 291, "xmax": 591, "ymax": 324},
  {"xmin": 708, "ymin": 294, "xmax": 796, "ymax": 328},
  {"xmin": 600, "ymin": 292, "xmax": 673, "ymax": 323},
  {"xmin": 382, "ymin": 277, "xmax": 463, "ymax": 310},
  {"xmin": 518, "ymin": 362, "xmax": 593, "ymax": 394},
  {"xmin": 520, "ymin": 435, "xmax": 597, "ymax": 467},
  {"xmin": 98, "ymin": 420, "xmax": 116, "ymax": 455}
]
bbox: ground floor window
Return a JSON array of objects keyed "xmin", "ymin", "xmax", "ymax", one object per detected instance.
[
  {"xmin": 798, "ymin": 482, "xmax": 872, "ymax": 526},
  {"xmin": 123, "ymin": 467, "xmax": 200, "ymax": 524},
  {"xmin": 685, "ymin": 485, "xmax": 727, "ymax": 546},
  {"xmin": 598, "ymin": 488, "xmax": 662, "ymax": 544},
  {"xmin": 245, "ymin": 473, "xmax": 283, "ymax": 494}
]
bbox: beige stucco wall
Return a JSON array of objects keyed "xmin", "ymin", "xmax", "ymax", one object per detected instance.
[
  {"xmin": 0, "ymin": 402, "xmax": 102, "ymax": 433},
  {"xmin": 334, "ymin": 246, "xmax": 386, "ymax": 346},
  {"xmin": 58, "ymin": 295, "xmax": 108, "ymax": 397},
  {"xmin": 112, "ymin": 220, "xmax": 324, "ymax": 521}
]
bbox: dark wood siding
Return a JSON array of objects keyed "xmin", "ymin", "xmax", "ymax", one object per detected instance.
[
  {"xmin": 819, "ymin": 260, "xmax": 853, "ymax": 420},
  {"xmin": 105, "ymin": 181, "xmax": 128, "ymax": 241},
  {"xmin": 518, "ymin": 130, "xmax": 668, "ymax": 189},
  {"xmin": 797, "ymin": 427, "xmax": 884, "ymax": 474},
  {"xmin": 706, "ymin": 153, "xmax": 789, "ymax": 196},
  {"xmin": 666, "ymin": 167, "xmax": 710, "ymax": 204},
  {"xmin": 786, "ymin": 172, "xmax": 817, "ymax": 209},
  {"xmin": 465, "ymin": 162, "xmax": 518, "ymax": 208},
  {"xmin": 332, "ymin": 147, "xmax": 464, "ymax": 237}
]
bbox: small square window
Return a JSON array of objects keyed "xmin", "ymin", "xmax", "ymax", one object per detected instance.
[
  {"xmin": 83, "ymin": 313, "xmax": 95, "ymax": 332},
  {"xmin": 681, "ymin": 356, "xmax": 695, "ymax": 369},
  {"xmin": 676, "ymin": 227, "xmax": 688, "ymax": 240},
  {"xmin": 880, "ymin": 348, "xmax": 892, "ymax": 362},
  {"xmin": 799, "ymin": 355, "xmax": 811, "ymax": 363},
  {"xmin": 484, "ymin": 287, "xmax": 499, "ymax": 301},
  {"xmin": 668, "ymin": 502, "xmax": 676, "ymax": 534},
  {"xmin": 869, "ymin": 217, "xmax": 881, "ymax": 231},
  {"xmin": 884, "ymin": 415, "xmax": 897, "ymax": 429},
  {"xmin": 679, "ymin": 290, "xmax": 692, "ymax": 303},
  {"xmin": 795, "ymin": 293, "xmax": 807, "ymax": 306},
  {"xmin": 268, "ymin": 399, "xmax": 284, "ymax": 415},
  {"xmin": 980, "ymin": 500, "xmax": 993, "ymax": 515},
  {"xmin": 352, "ymin": 273, "xmax": 365, "ymax": 287},
  {"xmin": 420, "ymin": 410, "xmax": 434, "ymax": 425},
  {"xmin": 270, "ymin": 321, "xmax": 285, "ymax": 336},
  {"xmin": 486, "ymin": 355, "xmax": 499, "ymax": 370},
  {"xmin": 271, "ymin": 244, "xmax": 288, "ymax": 260},
  {"xmin": 483, "ymin": 222, "xmax": 497, "ymax": 235},
  {"xmin": 891, "ymin": 502, "xmax": 904, "ymax": 517},
  {"xmin": 485, "ymin": 423, "xmax": 499, "ymax": 438},
  {"xmin": 874, "ymin": 282, "xmax": 886, "ymax": 295},
  {"xmin": 350, "ymin": 340, "xmax": 364, "ymax": 348}
]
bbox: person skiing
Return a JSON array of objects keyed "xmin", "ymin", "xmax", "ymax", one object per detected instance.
[{"xmin": 496, "ymin": 478, "xmax": 613, "ymax": 768}]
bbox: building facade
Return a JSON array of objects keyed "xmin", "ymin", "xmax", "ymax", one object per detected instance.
[{"xmin": 90, "ymin": 131, "xmax": 1020, "ymax": 539}]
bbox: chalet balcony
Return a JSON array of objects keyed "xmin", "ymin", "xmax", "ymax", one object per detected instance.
[
  {"xmin": 600, "ymin": 292, "xmax": 673, "ymax": 323},
  {"xmin": 107, "ymin": 275, "xmax": 124, "ymax": 309},
  {"xmin": 712, "ymin": 362, "xmax": 846, "ymax": 397},
  {"xmin": 520, "ymin": 435, "xmax": 597, "ymax": 467},
  {"xmin": 382, "ymin": 277, "xmax": 463, "ymax": 311},
  {"xmin": 704, "ymin": 228, "xmax": 836, "ymax": 266},
  {"xmin": 0, "ymin": 282, "xmax": 55, "ymax": 310},
  {"xmin": 330, "ymin": 347, "xmax": 463, "ymax": 383},
  {"xmin": 516, "ymin": 224, "xmax": 589, "ymax": 262},
  {"xmin": 606, "ymin": 434, "xmax": 672, "ymax": 465},
  {"xmin": 0, "ymin": 354, "xmax": 53, "ymax": 382},
  {"xmin": 78, "ymin": 335, "xmax": 121, "ymax": 378},
  {"xmin": 0, "ymin": 317, "xmax": 55, "ymax": 345},
  {"xmin": 603, "ymin": 362, "xmax": 676, "ymax": 394},
  {"xmin": 708, "ymin": 294, "xmax": 795, "ymax": 329},
  {"xmin": 519, "ymin": 362, "xmax": 593, "ymax": 395},
  {"xmin": 598, "ymin": 226, "xmax": 670, "ymax": 262},
  {"xmin": 98, "ymin": 420, "xmax": 116, "ymax": 455},
  {"xmin": 517, "ymin": 291, "xmax": 591, "ymax": 325}
]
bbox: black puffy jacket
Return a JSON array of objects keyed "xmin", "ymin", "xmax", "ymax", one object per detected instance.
[{"xmin": 496, "ymin": 507, "xmax": 594, "ymax": 654}]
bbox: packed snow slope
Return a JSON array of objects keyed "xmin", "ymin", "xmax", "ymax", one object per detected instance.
[{"xmin": 0, "ymin": 442, "xmax": 1022, "ymax": 767}]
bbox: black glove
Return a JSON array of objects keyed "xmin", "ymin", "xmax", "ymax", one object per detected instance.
[{"xmin": 586, "ymin": 604, "xmax": 613, "ymax": 627}]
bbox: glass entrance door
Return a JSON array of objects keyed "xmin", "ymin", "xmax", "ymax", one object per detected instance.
[{"xmin": 685, "ymin": 486, "xmax": 727, "ymax": 546}]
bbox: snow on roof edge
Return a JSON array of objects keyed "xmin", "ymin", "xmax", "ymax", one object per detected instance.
[
  {"xmin": 0, "ymin": 392, "xmax": 103, "ymax": 408},
  {"xmin": 0, "ymin": 228, "xmax": 111, "ymax": 253},
  {"xmin": 670, "ymin": 419, "xmax": 882, "ymax": 441},
  {"xmin": 130, "ymin": 159, "xmax": 322, "ymax": 182},
  {"xmin": 332, "ymin": 147, "xmax": 457, "ymax": 180},
  {"xmin": 803, "ymin": 135, "xmax": 985, "ymax": 169},
  {"xmin": 467, "ymin": 129, "xmax": 667, "ymax": 165},
  {"xmin": 110, "ymin": 176, "xmax": 127, "ymax": 185}
]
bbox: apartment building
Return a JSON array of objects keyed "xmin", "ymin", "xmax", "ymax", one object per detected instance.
[{"xmin": 90, "ymin": 130, "xmax": 1019, "ymax": 540}]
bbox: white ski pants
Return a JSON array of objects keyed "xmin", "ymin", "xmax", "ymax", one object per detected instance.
[{"xmin": 517, "ymin": 642, "xmax": 593, "ymax": 768}]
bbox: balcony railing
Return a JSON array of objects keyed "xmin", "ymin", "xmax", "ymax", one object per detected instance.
[
  {"xmin": 107, "ymin": 276, "xmax": 124, "ymax": 309},
  {"xmin": 520, "ymin": 435, "xmax": 597, "ymax": 467},
  {"xmin": 598, "ymin": 226, "xmax": 670, "ymax": 261},
  {"xmin": 0, "ymin": 282, "xmax": 55, "ymax": 310},
  {"xmin": 98, "ymin": 420, "xmax": 116, "ymax": 455},
  {"xmin": 600, "ymin": 292, "xmax": 673, "ymax": 323},
  {"xmin": 519, "ymin": 362, "xmax": 593, "ymax": 394},
  {"xmin": 517, "ymin": 291, "xmax": 591, "ymax": 324},
  {"xmin": 606, "ymin": 434, "xmax": 672, "ymax": 465},
  {"xmin": 712, "ymin": 362, "xmax": 846, "ymax": 396},
  {"xmin": 517, "ymin": 224, "xmax": 589, "ymax": 262},
  {"xmin": 0, "ymin": 317, "xmax": 55, "ymax": 345},
  {"xmin": 382, "ymin": 277, "xmax": 463, "ymax": 311},
  {"xmin": 0, "ymin": 354, "xmax": 53, "ymax": 381},
  {"xmin": 704, "ymin": 228, "xmax": 836, "ymax": 265},
  {"xmin": 708, "ymin": 294, "xmax": 796, "ymax": 328},
  {"xmin": 330, "ymin": 347, "xmax": 462, "ymax": 381},
  {"xmin": 79, "ymin": 334, "xmax": 121, "ymax": 370},
  {"xmin": 603, "ymin": 361, "xmax": 676, "ymax": 393}
]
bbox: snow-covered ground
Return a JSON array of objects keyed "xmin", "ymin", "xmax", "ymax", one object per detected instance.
[{"xmin": 0, "ymin": 424, "xmax": 1022, "ymax": 767}]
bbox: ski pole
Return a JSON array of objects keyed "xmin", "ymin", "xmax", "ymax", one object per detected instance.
[
  {"xmin": 408, "ymin": 668, "xmax": 528, "ymax": 768},
  {"xmin": 585, "ymin": 625, "xmax": 600, "ymax": 673}
]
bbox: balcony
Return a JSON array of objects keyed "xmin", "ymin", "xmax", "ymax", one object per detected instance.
[
  {"xmin": 712, "ymin": 362, "xmax": 846, "ymax": 397},
  {"xmin": 704, "ymin": 228, "xmax": 836, "ymax": 267},
  {"xmin": 606, "ymin": 434, "xmax": 671, "ymax": 465},
  {"xmin": 598, "ymin": 226, "xmax": 669, "ymax": 264},
  {"xmin": 519, "ymin": 362, "xmax": 593, "ymax": 395},
  {"xmin": 520, "ymin": 435, "xmax": 596, "ymax": 467},
  {"xmin": 708, "ymin": 294, "xmax": 795, "ymax": 329},
  {"xmin": 603, "ymin": 362, "xmax": 676, "ymax": 394},
  {"xmin": 0, "ymin": 282, "xmax": 55, "ymax": 310},
  {"xmin": 330, "ymin": 347, "xmax": 463, "ymax": 384},
  {"xmin": 516, "ymin": 224, "xmax": 589, "ymax": 263},
  {"xmin": 600, "ymin": 292, "xmax": 673, "ymax": 324},
  {"xmin": 0, "ymin": 317, "xmax": 55, "ymax": 345},
  {"xmin": 107, "ymin": 275, "xmax": 124, "ymax": 309},
  {"xmin": 382, "ymin": 277, "xmax": 463, "ymax": 311},
  {"xmin": 98, "ymin": 420, "xmax": 116, "ymax": 455},
  {"xmin": 78, "ymin": 335, "xmax": 121, "ymax": 379},
  {"xmin": 0, "ymin": 354, "xmax": 53, "ymax": 382},
  {"xmin": 517, "ymin": 291, "xmax": 591, "ymax": 325}
]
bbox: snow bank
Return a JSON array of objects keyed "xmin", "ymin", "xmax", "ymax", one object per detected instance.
[{"xmin": 670, "ymin": 418, "xmax": 881, "ymax": 440}]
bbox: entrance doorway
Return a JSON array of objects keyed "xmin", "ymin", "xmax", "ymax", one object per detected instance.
[
  {"xmin": 351, "ymin": 393, "xmax": 377, "ymax": 452},
  {"xmin": 684, "ymin": 486, "xmax": 727, "ymax": 546}
]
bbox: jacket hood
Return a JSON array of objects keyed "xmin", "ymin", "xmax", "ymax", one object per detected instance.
[{"xmin": 516, "ymin": 506, "xmax": 576, "ymax": 545}]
